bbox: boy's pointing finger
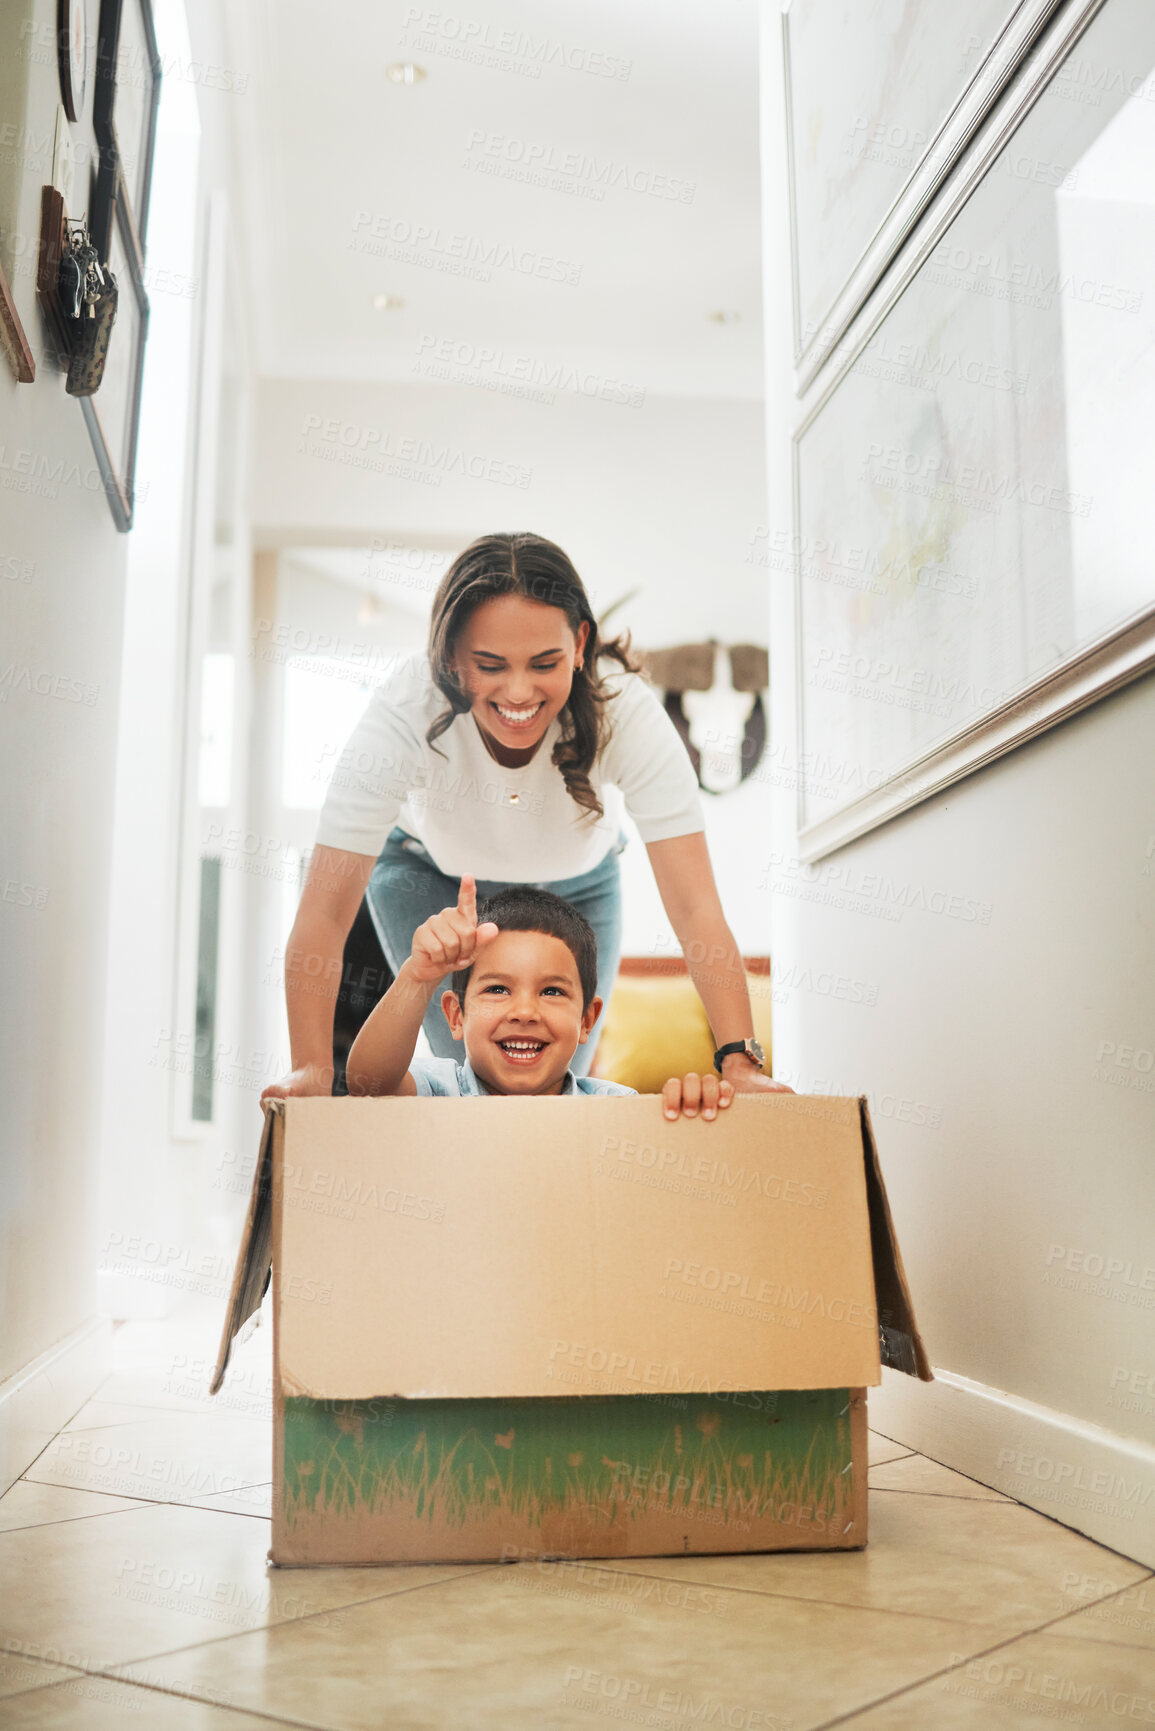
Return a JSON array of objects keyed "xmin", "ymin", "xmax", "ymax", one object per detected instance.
[{"xmin": 457, "ymin": 873, "xmax": 477, "ymax": 924}]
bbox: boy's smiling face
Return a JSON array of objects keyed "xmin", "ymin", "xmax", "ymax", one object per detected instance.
[{"xmin": 441, "ymin": 927, "xmax": 602, "ymax": 1096}]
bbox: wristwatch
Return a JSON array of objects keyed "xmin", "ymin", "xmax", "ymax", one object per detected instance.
[{"xmin": 713, "ymin": 1038, "xmax": 765, "ymax": 1075}]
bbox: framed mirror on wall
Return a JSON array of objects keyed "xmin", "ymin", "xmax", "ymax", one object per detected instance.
[
  {"xmin": 93, "ymin": 0, "xmax": 161, "ymax": 248},
  {"xmin": 782, "ymin": 0, "xmax": 1073, "ymax": 383},
  {"xmin": 57, "ymin": 0, "xmax": 93, "ymax": 122},
  {"xmin": 784, "ymin": 0, "xmax": 1026, "ymax": 362},
  {"xmin": 0, "ymin": 3, "xmax": 38, "ymax": 379},
  {"xmin": 77, "ymin": 0, "xmax": 160, "ymax": 528},
  {"xmin": 791, "ymin": 0, "xmax": 1155, "ymax": 858},
  {"xmin": 80, "ymin": 168, "xmax": 149, "ymax": 530}
]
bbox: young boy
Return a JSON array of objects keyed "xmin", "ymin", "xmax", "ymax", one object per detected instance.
[{"xmin": 346, "ymin": 876, "xmax": 733, "ymax": 1121}]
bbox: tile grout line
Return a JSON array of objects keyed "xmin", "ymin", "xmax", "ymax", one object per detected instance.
[
  {"xmin": 8, "ymin": 1373, "xmax": 1147, "ymax": 1725},
  {"xmin": 72, "ymin": 1393, "xmax": 273, "ymax": 1416},
  {"xmin": 98, "ymin": 1562, "xmax": 507, "ymax": 1673},
  {"xmin": 4, "ymin": 1547, "xmax": 1147, "ymax": 1721},
  {"xmin": 15, "ymin": 1478, "xmax": 274, "ymax": 1517},
  {"xmin": 178, "ymin": 1506, "xmax": 270, "ymax": 1521},
  {"xmin": 54, "ymin": 1420, "xmax": 262, "ymax": 1437},
  {"xmin": 1010, "ymin": 1571, "xmax": 1155, "ymax": 1656},
  {"xmin": 0, "ymin": 1508, "xmax": 153, "ymax": 1537},
  {"xmin": 866, "ymin": 1486, "xmax": 1012, "ymax": 1503},
  {"xmin": 552, "ymin": 1561, "xmax": 1027, "ymax": 1630},
  {"xmin": 16, "ymin": 1572, "xmax": 1150, "ymax": 1728},
  {"xmin": 583, "ymin": 1534, "xmax": 1152, "ymax": 1629},
  {"xmin": 0, "ymin": 1486, "xmax": 154, "ymax": 1536},
  {"xmin": 806, "ymin": 1578, "xmax": 1155, "ymax": 1731},
  {"xmin": 1, "ymin": 1570, "xmax": 503, "ymax": 1718},
  {"xmin": 0, "ymin": 1652, "xmax": 98, "ymax": 1694},
  {"xmin": 1, "ymin": 1662, "xmax": 344, "ymax": 1731},
  {"xmin": 4, "ymin": 1369, "xmax": 127, "ymax": 1487}
]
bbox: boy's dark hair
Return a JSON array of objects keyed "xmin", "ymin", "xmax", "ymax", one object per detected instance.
[{"xmin": 451, "ymin": 887, "xmax": 598, "ymax": 1009}]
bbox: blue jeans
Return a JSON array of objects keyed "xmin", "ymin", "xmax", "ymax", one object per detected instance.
[{"xmin": 366, "ymin": 828, "xmax": 624, "ymax": 1077}]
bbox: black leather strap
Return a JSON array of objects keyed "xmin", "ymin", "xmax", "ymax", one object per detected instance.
[{"xmin": 714, "ymin": 1040, "xmax": 762, "ymax": 1074}]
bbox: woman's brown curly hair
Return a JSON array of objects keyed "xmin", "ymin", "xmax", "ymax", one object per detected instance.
[{"xmin": 426, "ymin": 532, "xmax": 641, "ymax": 822}]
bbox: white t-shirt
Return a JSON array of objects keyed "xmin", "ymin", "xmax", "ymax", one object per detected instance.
[{"xmin": 314, "ymin": 653, "xmax": 705, "ymax": 881}]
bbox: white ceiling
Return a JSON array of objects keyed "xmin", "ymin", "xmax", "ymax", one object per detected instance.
[
  {"xmin": 285, "ymin": 545, "xmax": 448, "ymax": 620},
  {"xmin": 221, "ymin": 0, "xmax": 764, "ymax": 398}
]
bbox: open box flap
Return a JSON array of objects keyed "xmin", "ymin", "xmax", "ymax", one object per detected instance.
[
  {"xmin": 210, "ymin": 1100, "xmax": 280, "ymax": 1395},
  {"xmin": 271, "ymin": 1093, "xmax": 894, "ymax": 1402},
  {"xmin": 858, "ymin": 1098, "xmax": 933, "ymax": 1381}
]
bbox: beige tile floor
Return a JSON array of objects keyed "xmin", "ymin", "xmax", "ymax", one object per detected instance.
[{"xmin": 1, "ymin": 1303, "xmax": 1152, "ymax": 1730}]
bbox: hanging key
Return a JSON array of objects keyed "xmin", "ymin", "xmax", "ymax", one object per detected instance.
[
  {"xmin": 60, "ymin": 249, "xmax": 83, "ymax": 319},
  {"xmin": 83, "ymin": 256, "xmax": 105, "ymax": 319}
]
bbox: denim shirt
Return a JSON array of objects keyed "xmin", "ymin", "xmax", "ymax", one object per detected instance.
[{"xmin": 410, "ymin": 1056, "xmax": 635, "ymax": 1098}]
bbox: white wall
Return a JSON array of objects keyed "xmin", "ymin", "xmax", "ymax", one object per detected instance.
[
  {"xmin": 0, "ymin": 0, "xmax": 129, "ymax": 1478},
  {"xmin": 0, "ymin": 0, "xmax": 261, "ymax": 1487},
  {"xmin": 761, "ymin": 3, "xmax": 1155, "ymax": 1564},
  {"xmin": 251, "ymin": 375, "xmax": 772, "ymax": 956},
  {"xmin": 96, "ymin": 0, "xmax": 258, "ymax": 1327},
  {"xmin": 96, "ymin": 3, "xmax": 204, "ymax": 1323},
  {"xmin": 252, "ymin": 377, "xmax": 767, "ymax": 648}
]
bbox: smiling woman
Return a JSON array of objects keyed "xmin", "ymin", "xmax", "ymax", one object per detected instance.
[{"xmin": 263, "ymin": 531, "xmax": 790, "ymax": 1097}]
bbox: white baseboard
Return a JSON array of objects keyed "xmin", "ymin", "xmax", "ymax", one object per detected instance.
[
  {"xmin": 870, "ymin": 1365, "xmax": 1155, "ymax": 1568},
  {"xmin": 0, "ymin": 1317, "xmax": 113, "ymax": 1497}
]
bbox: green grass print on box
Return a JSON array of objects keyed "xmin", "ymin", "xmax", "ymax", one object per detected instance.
[{"xmin": 282, "ymin": 1388, "xmax": 854, "ymax": 1537}]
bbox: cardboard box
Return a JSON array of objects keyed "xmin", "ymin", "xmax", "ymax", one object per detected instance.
[{"xmin": 213, "ymin": 1093, "xmax": 929, "ymax": 1566}]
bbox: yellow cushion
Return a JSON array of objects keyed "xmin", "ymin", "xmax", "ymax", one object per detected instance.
[{"xmin": 592, "ymin": 971, "xmax": 773, "ymax": 1095}]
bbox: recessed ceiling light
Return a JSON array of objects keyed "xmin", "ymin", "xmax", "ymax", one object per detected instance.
[
  {"xmin": 708, "ymin": 310, "xmax": 741, "ymax": 325},
  {"xmin": 372, "ymin": 293, "xmax": 405, "ymax": 312},
  {"xmin": 386, "ymin": 62, "xmax": 427, "ymax": 85}
]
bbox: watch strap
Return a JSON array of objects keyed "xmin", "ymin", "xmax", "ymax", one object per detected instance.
[{"xmin": 714, "ymin": 1039, "xmax": 762, "ymax": 1075}]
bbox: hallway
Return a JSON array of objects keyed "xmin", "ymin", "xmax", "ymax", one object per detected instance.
[
  {"xmin": 1, "ymin": 1300, "xmax": 1153, "ymax": 1728},
  {"xmin": 3, "ymin": 0, "xmax": 1155, "ymax": 1723}
]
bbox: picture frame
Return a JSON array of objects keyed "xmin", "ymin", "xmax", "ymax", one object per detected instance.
[
  {"xmin": 56, "ymin": 0, "xmax": 92, "ymax": 123},
  {"xmin": 783, "ymin": 0, "xmax": 1066, "ymax": 392},
  {"xmin": 786, "ymin": 0, "xmax": 1155, "ymax": 862},
  {"xmin": 93, "ymin": 0, "xmax": 160, "ymax": 250},
  {"xmin": 0, "ymin": 255, "xmax": 35, "ymax": 383},
  {"xmin": 80, "ymin": 167, "xmax": 149, "ymax": 531},
  {"xmin": 36, "ymin": 183, "xmax": 74, "ymax": 366}
]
